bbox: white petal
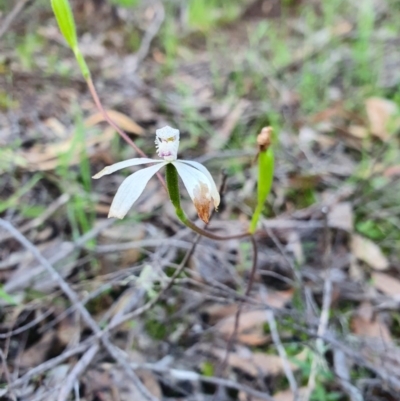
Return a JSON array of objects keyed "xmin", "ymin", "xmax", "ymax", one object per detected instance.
[
  {"xmin": 173, "ymin": 162, "xmax": 212, "ymax": 203},
  {"xmin": 177, "ymin": 160, "xmax": 220, "ymax": 208},
  {"xmin": 108, "ymin": 162, "xmax": 166, "ymax": 219},
  {"xmin": 93, "ymin": 158, "xmax": 162, "ymax": 179}
]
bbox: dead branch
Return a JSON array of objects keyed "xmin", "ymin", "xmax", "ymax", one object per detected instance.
[
  {"xmin": 263, "ymin": 290, "xmax": 299, "ymax": 400},
  {"xmin": 0, "ymin": 0, "xmax": 33, "ymax": 40},
  {"xmin": 58, "ymin": 343, "xmax": 100, "ymax": 401},
  {"xmin": 0, "ymin": 219, "xmax": 158, "ymax": 401},
  {"xmin": 128, "ymin": 361, "xmax": 275, "ymax": 401}
]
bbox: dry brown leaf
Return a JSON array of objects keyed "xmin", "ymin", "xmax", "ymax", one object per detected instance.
[
  {"xmin": 18, "ymin": 125, "xmax": 115, "ymax": 171},
  {"xmin": 85, "ymin": 109, "xmax": 144, "ymax": 135},
  {"xmin": 365, "ymin": 97, "xmax": 399, "ymax": 140},
  {"xmin": 97, "ymin": 223, "xmax": 147, "ymax": 274},
  {"xmin": 16, "ymin": 109, "xmax": 143, "ymax": 172},
  {"xmin": 331, "ymin": 20, "xmax": 353, "ymax": 35},
  {"xmin": 328, "ymin": 202, "xmax": 353, "ymax": 232},
  {"xmin": 288, "ymin": 174, "xmax": 321, "ymax": 190},
  {"xmin": 371, "ymin": 272, "xmax": 400, "ymax": 300},
  {"xmin": 216, "ymin": 310, "xmax": 267, "ymax": 338},
  {"xmin": 44, "ymin": 117, "xmax": 68, "ymax": 137},
  {"xmin": 258, "ymin": 289, "xmax": 294, "ymax": 309},
  {"xmin": 212, "ymin": 348, "xmax": 298, "ymax": 377},
  {"xmin": 206, "ymin": 290, "xmax": 293, "ymax": 329},
  {"xmin": 216, "ymin": 291, "xmax": 292, "ymax": 343},
  {"xmin": 202, "ymin": 304, "xmax": 239, "ymax": 325},
  {"xmin": 384, "ymin": 165, "xmax": 400, "ymax": 178},
  {"xmin": 237, "ymin": 328, "xmax": 269, "ymax": 346},
  {"xmin": 272, "ymin": 387, "xmax": 309, "ymax": 401},
  {"xmin": 84, "ymin": 362, "xmax": 161, "ymax": 401},
  {"xmin": 18, "ymin": 331, "xmax": 56, "ymax": 369},
  {"xmin": 347, "ymin": 124, "xmax": 369, "ymax": 139},
  {"xmin": 351, "ymin": 302, "xmax": 392, "ymax": 343},
  {"xmin": 111, "ymin": 368, "xmax": 162, "ymax": 401},
  {"xmin": 57, "ymin": 313, "xmax": 80, "ymax": 347},
  {"xmin": 351, "ymin": 234, "xmax": 389, "ymax": 271}
]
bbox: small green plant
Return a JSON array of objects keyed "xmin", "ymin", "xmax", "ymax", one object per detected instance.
[
  {"xmin": 109, "ymin": 0, "xmax": 139, "ymax": 7},
  {"xmin": 145, "ymin": 317, "xmax": 168, "ymax": 340},
  {"xmin": 159, "ymin": 18, "xmax": 179, "ymax": 74},
  {"xmin": 186, "ymin": 0, "xmax": 241, "ymax": 31},
  {"xmin": 201, "ymin": 361, "xmax": 215, "ymax": 377},
  {"xmin": 0, "ymin": 286, "xmax": 18, "ymax": 305},
  {"xmin": 56, "ymin": 112, "xmax": 95, "ymax": 239},
  {"xmin": 0, "ymin": 174, "xmax": 42, "ymax": 214},
  {"xmin": 353, "ymin": 0, "xmax": 376, "ymax": 85},
  {"xmin": 16, "ymin": 33, "xmax": 44, "ymax": 70}
]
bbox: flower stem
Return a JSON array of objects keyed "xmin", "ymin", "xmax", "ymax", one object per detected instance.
[
  {"xmin": 165, "ymin": 164, "xmax": 250, "ymax": 241},
  {"xmin": 86, "ymin": 77, "xmax": 166, "ymax": 191},
  {"xmin": 249, "ymin": 145, "xmax": 274, "ymax": 233}
]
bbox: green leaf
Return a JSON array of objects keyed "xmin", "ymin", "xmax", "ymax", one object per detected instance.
[
  {"xmin": 74, "ymin": 49, "xmax": 91, "ymax": 80},
  {"xmin": 51, "ymin": 0, "xmax": 78, "ymax": 50},
  {"xmin": 165, "ymin": 163, "xmax": 187, "ymax": 224},
  {"xmin": 250, "ymin": 147, "xmax": 274, "ymax": 233},
  {"xmin": 0, "ymin": 286, "xmax": 18, "ymax": 305},
  {"xmin": 201, "ymin": 361, "xmax": 214, "ymax": 377},
  {"xmin": 51, "ymin": 0, "xmax": 91, "ymax": 79}
]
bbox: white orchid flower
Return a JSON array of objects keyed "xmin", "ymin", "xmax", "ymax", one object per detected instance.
[{"xmin": 93, "ymin": 126, "xmax": 220, "ymax": 223}]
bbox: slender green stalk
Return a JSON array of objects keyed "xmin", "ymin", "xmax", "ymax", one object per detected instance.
[
  {"xmin": 74, "ymin": 49, "xmax": 90, "ymax": 80},
  {"xmin": 50, "ymin": 0, "xmax": 168, "ymax": 190},
  {"xmin": 51, "ymin": 0, "xmax": 77, "ymax": 50},
  {"xmin": 250, "ymin": 146, "xmax": 274, "ymax": 233}
]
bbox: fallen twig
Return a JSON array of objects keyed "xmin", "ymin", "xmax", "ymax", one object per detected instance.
[
  {"xmin": 128, "ymin": 361, "xmax": 275, "ymax": 401},
  {"xmin": 263, "ymin": 288, "xmax": 299, "ymax": 400},
  {"xmin": 131, "ymin": 2, "xmax": 165, "ymax": 73},
  {"xmin": 0, "ymin": 308, "xmax": 54, "ymax": 339},
  {"xmin": 333, "ymin": 348, "xmax": 364, "ymax": 401},
  {"xmin": 107, "ymin": 171, "xmax": 229, "ymax": 331},
  {"xmin": 0, "ymin": 0, "xmax": 33, "ymax": 40},
  {"xmin": 0, "ymin": 194, "xmax": 70, "ymax": 243},
  {"xmin": 219, "ymin": 235, "xmax": 258, "ymax": 379},
  {"xmin": 0, "ymin": 219, "xmax": 158, "ymax": 401},
  {"xmin": 0, "ymin": 349, "xmax": 16, "ymax": 401},
  {"xmin": 305, "ymin": 208, "xmax": 332, "ymax": 401},
  {"xmin": 58, "ymin": 343, "xmax": 100, "ymax": 401}
]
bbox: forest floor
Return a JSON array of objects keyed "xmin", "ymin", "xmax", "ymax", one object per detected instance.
[{"xmin": 1, "ymin": 0, "xmax": 400, "ymax": 400}]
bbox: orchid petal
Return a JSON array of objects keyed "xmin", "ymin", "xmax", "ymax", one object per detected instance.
[
  {"xmin": 172, "ymin": 162, "xmax": 211, "ymax": 200},
  {"xmin": 178, "ymin": 160, "xmax": 220, "ymax": 208},
  {"xmin": 173, "ymin": 161, "xmax": 217, "ymax": 223},
  {"xmin": 108, "ymin": 162, "xmax": 166, "ymax": 219},
  {"xmin": 172, "ymin": 162, "xmax": 213, "ymax": 224},
  {"xmin": 93, "ymin": 158, "xmax": 162, "ymax": 179}
]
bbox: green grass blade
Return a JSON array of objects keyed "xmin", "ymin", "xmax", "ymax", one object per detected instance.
[
  {"xmin": 50, "ymin": 0, "xmax": 78, "ymax": 50},
  {"xmin": 51, "ymin": 0, "xmax": 91, "ymax": 79},
  {"xmin": 0, "ymin": 286, "xmax": 18, "ymax": 305}
]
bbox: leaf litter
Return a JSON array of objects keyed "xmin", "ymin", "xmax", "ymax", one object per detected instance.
[{"xmin": 1, "ymin": 0, "xmax": 400, "ymax": 400}]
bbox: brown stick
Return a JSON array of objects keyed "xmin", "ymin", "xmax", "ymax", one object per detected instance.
[
  {"xmin": 86, "ymin": 78, "xmax": 166, "ymax": 191},
  {"xmin": 219, "ymin": 235, "xmax": 258, "ymax": 377},
  {"xmin": 0, "ymin": 219, "xmax": 158, "ymax": 401},
  {"xmin": 0, "ymin": 0, "xmax": 33, "ymax": 40}
]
